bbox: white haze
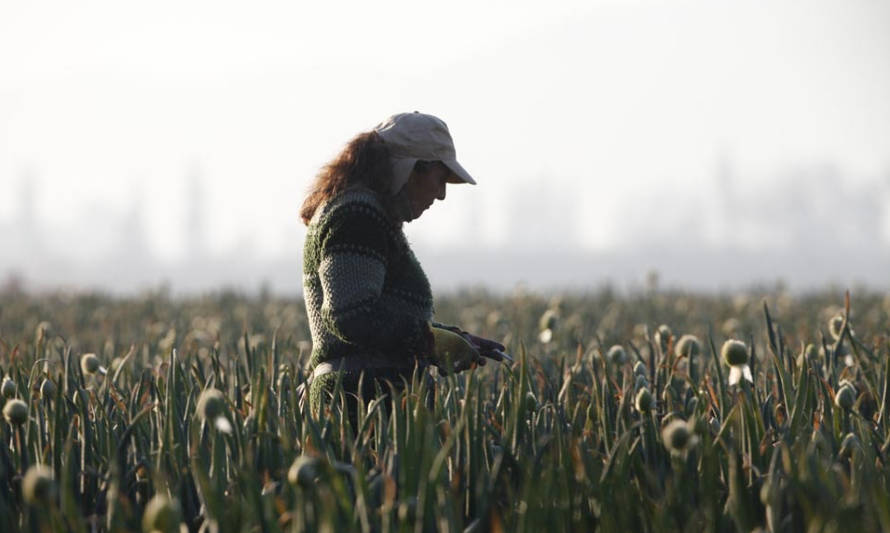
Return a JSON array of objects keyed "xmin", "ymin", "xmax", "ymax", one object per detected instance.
[{"xmin": 1, "ymin": 0, "xmax": 888, "ymax": 293}]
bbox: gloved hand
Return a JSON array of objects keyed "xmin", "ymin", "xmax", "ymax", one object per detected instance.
[
  {"xmin": 431, "ymin": 326, "xmax": 483, "ymax": 374},
  {"xmin": 462, "ymin": 332, "xmax": 506, "ymax": 360},
  {"xmin": 432, "ymin": 323, "xmax": 506, "ymax": 361}
]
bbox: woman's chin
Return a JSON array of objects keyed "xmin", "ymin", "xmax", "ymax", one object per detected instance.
[{"xmin": 406, "ymin": 204, "xmax": 428, "ymax": 222}]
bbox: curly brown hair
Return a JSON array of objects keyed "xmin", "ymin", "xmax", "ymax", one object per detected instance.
[{"xmin": 299, "ymin": 131, "xmax": 393, "ymax": 225}]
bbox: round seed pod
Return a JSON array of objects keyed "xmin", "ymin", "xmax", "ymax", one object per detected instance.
[
  {"xmin": 34, "ymin": 321, "xmax": 53, "ymax": 344},
  {"xmin": 196, "ymin": 388, "xmax": 226, "ymax": 421},
  {"xmin": 607, "ymin": 345, "xmax": 627, "ymax": 365},
  {"xmin": 721, "ymin": 340, "xmax": 748, "ymax": 366},
  {"xmin": 635, "ymin": 387, "xmax": 654, "ymax": 413},
  {"xmin": 828, "ymin": 315, "xmax": 844, "ymax": 340},
  {"xmin": 40, "ymin": 378, "xmax": 57, "ymax": 399},
  {"xmin": 835, "ymin": 383, "xmax": 857, "ymax": 411},
  {"xmin": 633, "ymin": 361, "xmax": 647, "ymax": 377},
  {"xmin": 3, "ymin": 398, "xmax": 28, "ymax": 426},
  {"xmin": 1, "ymin": 376, "xmax": 15, "ymax": 398},
  {"xmin": 662, "ymin": 419, "xmax": 690, "ymax": 452},
  {"xmin": 674, "ymin": 335, "xmax": 701, "ymax": 358},
  {"xmin": 810, "ymin": 428, "xmax": 830, "ymax": 455},
  {"xmin": 634, "ymin": 375, "xmax": 649, "ymax": 392},
  {"xmin": 142, "ymin": 493, "xmax": 182, "ymax": 533},
  {"xmin": 524, "ymin": 392, "xmax": 538, "ymax": 414},
  {"xmin": 538, "ymin": 309, "xmax": 558, "ymax": 332},
  {"xmin": 839, "ymin": 433, "xmax": 862, "ymax": 458},
  {"xmin": 797, "ymin": 343, "xmax": 819, "ymax": 368},
  {"xmin": 288, "ymin": 455, "xmax": 322, "ymax": 488},
  {"xmin": 72, "ymin": 388, "xmax": 90, "ymax": 407},
  {"xmin": 655, "ymin": 325, "xmax": 672, "ymax": 352},
  {"xmin": 22, "ymin": 465, "xmax": 56, "ymax": 505},
  {"xmin": 708, "ymin": 416, "xmax": 721, "ymax": 435},
  {"xmin": 80, "ymin": 353, "xmax": 102, "ymax": 375}
]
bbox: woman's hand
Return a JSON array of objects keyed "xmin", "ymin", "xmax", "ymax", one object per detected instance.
[
  {"xmin": 460, "ymin": 332, "xmax": 506, "ymax": 361},
  {"xmin": 429, "ymin": 323, "xmax": 509, "ymax": 370},
  {"xmin": 430, "ymin": 326, "xmax": 484, "ymax": 373}
]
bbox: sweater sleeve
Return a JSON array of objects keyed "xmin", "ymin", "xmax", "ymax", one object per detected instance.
[{"xmin": 317, "ymin": 203, "xmax": 433, "ymax": 359}]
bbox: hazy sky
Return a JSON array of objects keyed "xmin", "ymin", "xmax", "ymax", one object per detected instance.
[{"xmin": 2, "ymin": 0, "xmax": 889, "ymax": 263}]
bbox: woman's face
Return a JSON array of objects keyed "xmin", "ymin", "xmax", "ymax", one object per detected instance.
[{"xmin": 402, "ymin": 162, "xmax": 451, "ymax": 220}]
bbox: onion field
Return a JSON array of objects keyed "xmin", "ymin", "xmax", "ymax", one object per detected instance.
[{"xmin": 1, "ymin": 287, "xmax": 889, "ymax": 532}]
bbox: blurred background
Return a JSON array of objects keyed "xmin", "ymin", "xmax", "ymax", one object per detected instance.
[{"xmin": 1, "ymin": 0, "xmax": 888, "ymax": 295}]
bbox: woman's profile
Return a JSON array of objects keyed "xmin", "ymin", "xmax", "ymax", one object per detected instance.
[{"xmin": 299, "ymin": 111, "xmax": 506, "ymax": 418}]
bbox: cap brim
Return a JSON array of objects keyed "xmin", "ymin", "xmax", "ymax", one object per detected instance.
[{"xmin": 442, "ymin": 159, "xmax": 476, "ymax": 185}]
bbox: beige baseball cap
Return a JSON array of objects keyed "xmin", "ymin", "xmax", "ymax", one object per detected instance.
[{"xmin": 373, "ymin": 111, "xmax": 477, "ymax": 194}]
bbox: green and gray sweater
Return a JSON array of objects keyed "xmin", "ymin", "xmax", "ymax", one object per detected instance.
[{"xmin": 303, "ymin": 187, "xmax": 436, "ymax": 377}]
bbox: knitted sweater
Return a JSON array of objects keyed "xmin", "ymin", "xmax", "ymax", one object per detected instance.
[{"xmin": 302, "ymin": 187, "xmax": 435, "ymax": 376}]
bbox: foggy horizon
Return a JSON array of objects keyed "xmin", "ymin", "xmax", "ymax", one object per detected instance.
[{"xmin": 2, "ymin": 155, "xmax": 888, "ymax": 295}]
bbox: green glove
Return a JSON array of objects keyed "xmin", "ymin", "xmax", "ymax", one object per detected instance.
[{"xmin": 431, "ymin": 326, "xmax": 481, "ymax": 373}]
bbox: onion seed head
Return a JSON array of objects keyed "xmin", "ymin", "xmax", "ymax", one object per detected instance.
[
  {"xmin": 22, "ymin": 465, "xmax": 56, "ymax": 505},
  {"xmin": 797, "ymin": 343, "xmax": 819, "ymax": 368},
  {"xmin": 1, "ymin": 376, "xmax": 15, "ymax": 398},
  {"xmin": 3, "ymin": 398, "xmax": 28, "ymax": 426},
  {"xmin": 288, "ymin": 455, "xmax": 322, "ymax": 488},
  {"xmin": 839, "ymin": 433, "xmax": 862, "ymax": 458},
  {"xmin": 675, "ymin": 335, "xmax": 701, "ymax": 358},
  {"xmin": 196, "ymin": 388, "xmax": 226, "ymax": 421},
  {"xmin": 277, "ymin": 372, "xmax": 292, "ymax": 393},
  {"xmin": 538, "ymin": 309, "xmax": 559, "ymax": 332},
  {"xmin": 721, "ymin": 340, "xmax": 749, "ymax": 367},
  {"xmin": 607, "ymin": 345, "xmax": 627, "ymax": 365},
  {"xmin": 635, "ymin": 387, "xmax": 654, "ymax": 413},
  {"xmin": 829, "ymin": 315, "xmax": 845, "ymax": 340},
  {"xmin": 662, "ymin": 419, "xmax": 691, "ymax": 452},
  {"xmin": 142, "ymin": 494, "xmax": 182, "ymax": 533},
  {"xmin": 277, "ymin": 364, "xmax": 292, "ymax": 393},
  {"xmin": 80, "ymin": 353, "xmax": 104, "ymax": 375},
  {"xmin": 835, "ymin": 383, "xmax": 857, "ymax": 411},
  {"xmin": 34, "ymin": 321, "xmax": 52, "ymax": 344},
  {"xmin": 655, "ymin": 324, "xmax": 672, "ymax": 351},
  {"xmin": 40, "ymin": 378, "xmax": 57, "ymax": 399},
  {"xmin": 524, "ymin": 392, "xmax": 538, "ymax": 413}
]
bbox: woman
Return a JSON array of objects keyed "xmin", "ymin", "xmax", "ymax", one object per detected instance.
[{"xmin": 300, "ymin": 112, "xmax": 505, "ymax": 417}]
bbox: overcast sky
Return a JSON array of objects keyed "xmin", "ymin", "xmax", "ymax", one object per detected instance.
[{"xmin": 1, "ymin": 0, "xmax": 889, "ymax": 283}]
